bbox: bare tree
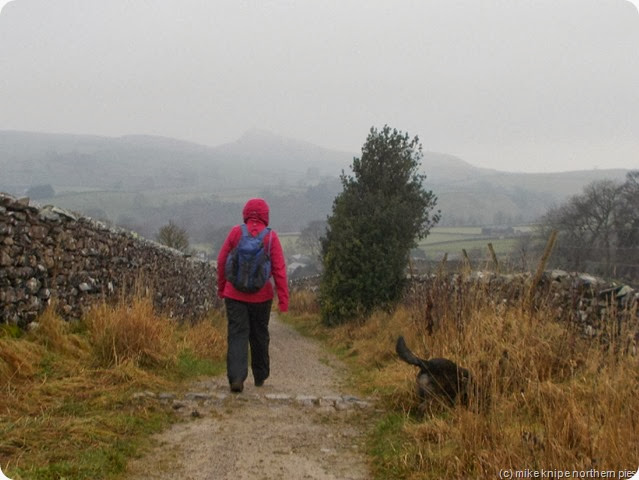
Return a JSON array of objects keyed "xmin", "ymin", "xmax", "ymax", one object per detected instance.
[
  {"xmin": 156, "ymin": 221, "xmax": 190, "ymax": 253},
  {"xmin": 296, "ymin": 220, "xmax": 326, "ymax": 261},
  {"xmin": 540, "ymin": 172, "xmax": 639, "ymax": 280}
]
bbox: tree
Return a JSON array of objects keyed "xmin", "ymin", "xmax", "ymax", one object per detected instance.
[
  {"xmin": 156, "ymin": 221, "xmax": 190, "ymax": 253},
  {"xmin": 26, "ymin": 184, "xmax": 55, "ymax": 199},
  {"xmin": 202, "ymin": 224, "xmax": 234, "ymax": 255},
  {"xmin": 540, "ymin": 172, "xmax": 639, "ymax": 280},
  {"xmin": 297, "ymin": 220, "xmax": 327, "ymax": 262},
  {"xmin": 319, "ymin": 126, "xmax": 440, "ymax": 325}
]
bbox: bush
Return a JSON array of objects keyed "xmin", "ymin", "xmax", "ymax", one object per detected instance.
[{"xmin": 319, "ymin": 125, "xmax": 440, "ymax": 325}]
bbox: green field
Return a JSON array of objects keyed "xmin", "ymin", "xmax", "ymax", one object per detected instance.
[
  {"xmin": 38, "ymin": 189, "xmax": 208, "ymax": 219},
  {"xmin": 39, "ymin": 185, "xmax": 309, "ymax": 222},
  {"xmin": 37, "ymin": 190, "xmax": 533, "ymax": 264},
  {"xmin": 277, "ymin": 227, "xmax": 533, "ymax": 263},
  {"xmin": 420, "ymin": 237, "xmax": 519, "ymax": 259},
  {"xmin": 421, "ymin": 227, "xmax": 482, "ymax": 244},
  {"xmin": 417, "ymin": 226, "xmax": 532, "ymax": 262},
  {"xmin": 278, "ymin": 233, "xmax": 302, "ymax": 255}
]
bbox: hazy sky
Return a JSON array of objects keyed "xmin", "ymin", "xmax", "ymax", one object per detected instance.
[{"xmin": 1, "ymin": 0, "xmax": 638, "ymax": 173}]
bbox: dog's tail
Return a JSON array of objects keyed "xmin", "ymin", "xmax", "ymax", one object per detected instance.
[{"xmin": 396, "ymin": 336, "xmax": 429, "ymax": 371}]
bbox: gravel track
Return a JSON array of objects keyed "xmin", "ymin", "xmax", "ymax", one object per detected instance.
[{"xmin": 126, "ymin": 314, "xmax": 374, "ymax": 480}]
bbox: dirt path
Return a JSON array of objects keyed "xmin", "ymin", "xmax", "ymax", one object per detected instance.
[{"xmin": 126, "ymin": 314, "xmax": 375, "ymax": 480}]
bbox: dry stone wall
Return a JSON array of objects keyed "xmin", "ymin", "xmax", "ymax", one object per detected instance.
[
  {"xmin": 292, "ymin": 271, "xmax": 639, "ymax": 339},
  {"xmin": 409, "ymin": 270, "xmax": 637, "ymax": 332},
  {"xmin": 0, "ymin": 193, "xmax": 218, "ymax": 328}
]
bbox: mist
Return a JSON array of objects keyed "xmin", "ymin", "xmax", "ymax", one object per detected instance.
[{"xmin": 1, "ymin": 0, "xmax": 638, "ymax": 172}]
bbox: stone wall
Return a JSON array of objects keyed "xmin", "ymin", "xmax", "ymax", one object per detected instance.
[
  {"xmin": 0, "ymin": 193, "xmax": 218, "ymax": 328},
  {"xmin": 405, "ymin": 270, "xmax": 638, "ymax": 336},
  {"xmin": 291, "ymin": 271, "xmax": 639, "ymax": 339}
]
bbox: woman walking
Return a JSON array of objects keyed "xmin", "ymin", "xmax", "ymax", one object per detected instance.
[{"xmin": 217, "ymin": 198, "xmax": 289, "ymax": 393}]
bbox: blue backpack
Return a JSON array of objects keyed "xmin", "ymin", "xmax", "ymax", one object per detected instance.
[{"xmin": 224, "ymin": 224, "xmax": 272, "ymax": 293}]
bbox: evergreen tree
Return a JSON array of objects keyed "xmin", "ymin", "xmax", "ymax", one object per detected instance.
[{"xmin": 320, "ymin": 126, "xmax": 440, "ymax": 325}]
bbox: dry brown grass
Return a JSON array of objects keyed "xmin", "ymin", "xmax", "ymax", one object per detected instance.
[
  {"xmin": 0, "ymin": 338, "xmax": 43, "ymax": 385},
  {"xmin": 288, "ymin": 289, "xmax": 321, "ymax": 316},
  {"xmin": 181, "ymin": 309, "xmax": 226, "ymax": 361},
  {"xmin": 286, "ymin": 283, "xmax": 639, "ymax": 479},
  {"xmin": 0, "ymin": 297, "xmax": 227, "ymax": 479},
  {"xmin": 86, "ymin": 297, "xmax": 178, "ymax": 368}
]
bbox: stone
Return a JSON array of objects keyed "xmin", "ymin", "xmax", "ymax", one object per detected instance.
[
  {"xmin": 295, "ymin": 395, "xmax": 319, "ymax": 406},
  {"xmin": 29, "ymin": 225, "xmax": 48, "ymax": 240},
  {"xmin": 265, "ymin": 393, "xmax": 292, "ymax": 402},
  {"xmin": 617, "ymin": 285, "xmax": 635, "ymax": 299},
  {"xmin": 26, "ymin": 295, "xmax": 41, "ymax": 310},
  {"xmin": 319, "ymin": 396, "xmax": 342, "ymax": 407},
  {"xmin": 550, "ymin": 269, "xmax": 569, "ymax": 280},
  {"xmin": 0, "ymin": 250, "xmax": 12, "ymax": 266},
  {"xmin": 11, "ymin": 211, "xmax": 27, "ymax": 222},
  {"xmin": 132, "ymin": 391, "xmax": 157, "ymax": 399},
  {"xmin": 334, "ymin": 401, "xmax": 351, "ymax": 411},
  {"xmin": 25, "ymin": 277, "xmax": 41, "ymax": 293},
  {"xmin": 185, "ymin": 392, "xmax": 213, "ymax": 401},
  {"xmin": 38, "ymin": 209, "xmax": 61, "ymax": 222},
  {"xmin": 38, "ymin": 288, "xmax": 51, "ymax": 300},
  {"xmin": 577, "ymin": 274, "xmax": 600, "ymax": 286},
  {"xmin": 3, "ymin": 287, "xmax": 17, "ymax": 303}
]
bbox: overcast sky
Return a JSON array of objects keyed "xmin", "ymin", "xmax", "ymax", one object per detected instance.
[{"xmin": 1, "ymin": 0, "xmax": 638, "ymax": 173}]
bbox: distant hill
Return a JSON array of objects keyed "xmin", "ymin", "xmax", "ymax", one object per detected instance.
[
  {"xmin": 0, "ymin": 129, "xmax": 349, "ymax": 192},
  {"xmin": 0, "ymin": 130, "xmax": 219, "ymax": 191},
  {"xmin": 213, "ymin": 128, "xmax": 351, "ymax": 180},
  {"xmin": 0, "ymin": 130, "xmax": 632, "ymax": 233},
  {"xmin": 430, "ymin": 167, "xmax": 631, "ymax": 225}
]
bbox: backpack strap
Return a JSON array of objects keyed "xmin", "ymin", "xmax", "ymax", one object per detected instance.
[
  {"xmin": 256, "ymin": 227, "xmax": 271, "ymax": 242},
  {"xmin": 266, "ymin": 228, "xmax": 273, "ymax": 258},
  {"xmin": 255, "ymin": 227, "xmax": 273, "ymax": 259},
  {"xmin": 241, "ymin": 224, "xmax": 271, "ymax": 255}
]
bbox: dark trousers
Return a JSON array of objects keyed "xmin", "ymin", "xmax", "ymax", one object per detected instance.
[{"xmin": 225, "ymin": 298, "xmax": 272, "ymax": 385}]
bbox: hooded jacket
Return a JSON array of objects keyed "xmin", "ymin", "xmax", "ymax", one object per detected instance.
[{"xmin": 216, "ymin": 198, "xmax": 289, "ymax": 312}]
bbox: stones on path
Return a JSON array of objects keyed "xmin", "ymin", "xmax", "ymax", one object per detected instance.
[{"xmin": 131, "ymin": 381, "xmax": 373, "ymax": 419}]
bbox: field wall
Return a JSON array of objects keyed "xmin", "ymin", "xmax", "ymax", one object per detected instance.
[
  {"xmin": 292, "ymin": 271, "xmax": 638, "ymax": 340},
  {"xmin": 1, "ymin": 193, "xmax": 218, "ymax": 328},
  {"xmin": 406, "ymin": 270, "xmax": 638, "ymax": 337}
]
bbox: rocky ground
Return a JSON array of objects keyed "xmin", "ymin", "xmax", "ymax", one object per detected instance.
[{"xmin": 126, "ymin": 314, "xmax": 376, "ymax": 479}]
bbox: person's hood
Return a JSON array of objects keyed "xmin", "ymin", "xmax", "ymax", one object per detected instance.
[{"xmin": 242, "ymin": 198, "xmax": 270, "ymax": 226}]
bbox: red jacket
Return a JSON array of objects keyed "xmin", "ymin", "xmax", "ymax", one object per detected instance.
[{"xmin": 217, "ymin": 199, "xmax": 289, "ymax": 312}]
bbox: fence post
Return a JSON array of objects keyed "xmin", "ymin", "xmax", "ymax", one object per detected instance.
[
  {"xmin": 526, "ymin": 230, "xmax": 558, "ymax": 312},
  {"xmin": 462, "ymin": 248, "xmax": 471, "ymax": 273},
  {"xmin": 437, "ymin": 252, "xmax": 448, "ymax": 276},
  {"xmin": 487, "ymin": 243, "xmax": 500, "ymax": 273}
]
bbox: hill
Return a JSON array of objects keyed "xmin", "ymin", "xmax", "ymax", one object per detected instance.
[{"xmin": 0, "ymin": 130, "xmax": 632, "ymax": 236}]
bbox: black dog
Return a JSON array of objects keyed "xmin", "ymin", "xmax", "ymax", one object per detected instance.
[{"xmin": 396, "ymin": 336, "xmax": 474, "ymax": 413}]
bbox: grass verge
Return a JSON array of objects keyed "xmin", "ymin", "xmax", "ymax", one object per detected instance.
[
  {"xmin": 0, "ymin": 298, "xmax": 226, "ymax": 480},
  {"xmin": 283, "ymin": 285, "xmax": 639, "ymax": 479}
]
